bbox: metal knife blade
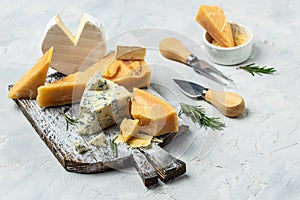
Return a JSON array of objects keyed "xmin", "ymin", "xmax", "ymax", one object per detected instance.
[
  {"xmin": 173, "ymin": 79, "xmax": 207, "ymax": 99},
  {"xmin": 173, "ymin": 79, "xmax": 245, "ymax": 117}
]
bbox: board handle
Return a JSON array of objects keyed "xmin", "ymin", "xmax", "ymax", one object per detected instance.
[
  {"xmin": 130, "ymin": 148, "xmax": 158, "ymax": 187},
  {"xmin": 204, "ymin": 89, "xmax": 245, "ymax": 117},
  {"xmin": 159, "ymin": 38, "xmax": 192, "ymax": 64},
  {"xmin": 141, "ymin": 143, "xmax": 186, "ymax": 182}
]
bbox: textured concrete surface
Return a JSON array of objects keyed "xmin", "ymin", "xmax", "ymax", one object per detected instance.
[{"xmin": 1, "ymin": 0, "xmax": 300, "ymax": 199}]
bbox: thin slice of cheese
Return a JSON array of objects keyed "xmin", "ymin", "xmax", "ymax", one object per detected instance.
[
  {"xmin": 102, "ymin": 60, "xmax": 151, "ymax": 91},
  {"xmin": 36, "ymin": 53, "xmax": 115, "ymax": 107},
  {"xmin": 120, "ymin": 118, "xmax": 140, "ymax": 142},
  {"xmin": 41, "ymin": 13, "xmax": 106, "ymax": 75},
  {"xmin": 196, "ymin": 5, "xmax": 234, "ymax": 47},
  {"xmin": 131, "ymin": 88, "xmax": 178, "ymax": 136},
  {"xmin": 8, "ymin": 47, "xmax": 53, "ymax": 99},
  {"xmin": 116, "ymin": 133, "xmax": 153, "ymax": 148}
]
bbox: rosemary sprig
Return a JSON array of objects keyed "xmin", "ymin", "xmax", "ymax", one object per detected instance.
[
  {"xmin": 110, "ymin": 136, "xmax": 118, "ymax": 156},
  {"xmin": 178, "ymin": 103, "xmax": 225, "ymax": 131},
  {"xmin": 61, "ymin": 110, "xmax": 78, "ymax": 131},
  {"xmin": 239, "ymin": 63, "xmax": 276, "ymax": 76}
]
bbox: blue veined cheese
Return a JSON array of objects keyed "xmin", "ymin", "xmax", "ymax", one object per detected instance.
[
  {"xmin": 85, "ymin": 72, "xmax": 108, "ymax": 91},
  {"xmin": 77, "ymin": 78, "xmax": 132, "ymax": 135}
]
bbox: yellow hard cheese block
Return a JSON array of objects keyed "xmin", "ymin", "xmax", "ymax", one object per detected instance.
[
  {"xmin": 196, "ymin": 5, "xmax": 234, "ymax": 47},
  {"xmin": 36, "ymin": 53, "xmax": 115, "ymax": 107},
  {"xmin": 120, "ymin": 118, "xmax": 140, "ymax": 142},
  {"xmin": 131, "ymin": 88, "xmax": 178, "ymax": 136},
  {"xmin": 8, "ymin": 47, "xmax": 53, "ymax": 99},
  {"xmin": 102, "ymin": 60, "xmax": 151, "ymax": 91},
  {"xmin": 37, "ymin": 72, "xmax": 85, "ymax": 107}
]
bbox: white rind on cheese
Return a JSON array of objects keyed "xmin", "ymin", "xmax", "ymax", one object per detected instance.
[
  {"xmin": 77, "ymin": 74, "xmax": 132, "ymax": 135},
  {"xmin": 41, "ymin": 13, "xmax": 106, "ymax": 75}
]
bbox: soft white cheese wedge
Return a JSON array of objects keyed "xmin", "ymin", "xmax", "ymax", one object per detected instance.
[{"xmin": 41, "ymin": 13, "xmax": 106, "ymax": 75}]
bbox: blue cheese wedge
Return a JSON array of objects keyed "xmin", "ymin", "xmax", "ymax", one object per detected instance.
[{"xmin": 77, "ymin": 74, "xmax": 132, "ymax": 135}]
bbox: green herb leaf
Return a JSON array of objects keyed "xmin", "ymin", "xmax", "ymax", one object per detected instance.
[
  {"xmin": 61, "ymin": 110, "xmax": 78, "ymax": 131},
  {"xmin": 179, "ymin": 103, "xmax": 225, "ymax": 131},
  {"xmin": 110, "ymin": 136, "xmax": 118, "ymax": 156},
  {"xmin": 239, "ymin": 63, "xmax": 276, "ymax": 76}
]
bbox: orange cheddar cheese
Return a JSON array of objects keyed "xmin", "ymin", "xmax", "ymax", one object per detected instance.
[
  {"xmin": 131, "ymin": 88, "xmax": 178, "ymax": 136},
  {"xmin": 8, "ymin": 47, "xmax": 53, "ymax": 99},
  {"xmin": 196, "ymin": 5, "xmax": 234, "ymax": 47},
  {"xmin": 102, "ymin": 60, "xmax": 151, "ymax": 91}
]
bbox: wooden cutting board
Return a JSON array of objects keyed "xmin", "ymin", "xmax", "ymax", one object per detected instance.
[{"xmin": 10, "ymin": 72, "xmax": 187, "ymax": 187}]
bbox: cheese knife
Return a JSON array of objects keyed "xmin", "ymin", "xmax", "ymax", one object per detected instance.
[
  {"xmin": 173, "ymin": 79, "xmax": 245, "ymax": 117},
  {"xmin": 160, "ymin": 38, "xmax": 233, "ymax": 85}
]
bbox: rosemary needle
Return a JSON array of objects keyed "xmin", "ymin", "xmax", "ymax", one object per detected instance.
[
  {"xmin": 179, "ymin": 103, "xmax": 225, "ymax": 131},
  {"xmin": 61, "ymin": 110, "xmax": 77, "ymax": 131},
  {"xmin": 239, "ymin": 63, "xmax": 276, "ymax": 76}
]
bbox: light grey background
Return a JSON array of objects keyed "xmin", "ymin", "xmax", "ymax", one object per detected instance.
[{"xmin": 1, "ymin": 0, "xmax": 300, "ymax": 199}]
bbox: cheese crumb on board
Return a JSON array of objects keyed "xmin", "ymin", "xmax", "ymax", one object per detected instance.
[{"xmin": 88, "ymin": 132, "xmax": 107, "ymax": 147}]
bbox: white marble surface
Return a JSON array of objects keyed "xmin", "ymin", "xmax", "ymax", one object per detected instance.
[{"xmin": 1, "ymin": 0, "xmax": 300, "ymax": 199}]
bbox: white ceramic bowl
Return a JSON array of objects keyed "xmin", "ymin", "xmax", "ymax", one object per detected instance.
[{"xmin": 202, "ymin": 23, "xmax": 253, "ymax": 65}]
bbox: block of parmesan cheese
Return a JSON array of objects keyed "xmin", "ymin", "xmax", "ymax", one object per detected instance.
[
  {"xmin": 102, "ymin": 60, "xmax": 151, "ymax": 91},
  {"xmin": 36, "ymin": 53, "xmax": 115, "ymax": 107},
  {"xmin": 196, "ymin": 5, "xmax": 234, "ymax": 47},
  {"xmin": 131, "ymin": 88, "xmax": 178, "ymax": 136},
  {"xmin": 41, "ymin": 13, "xmax": 106, "ymax": 75},
  {"xmin": 8, "ymin": 47, "xmax": 53, "ymax": 99}
]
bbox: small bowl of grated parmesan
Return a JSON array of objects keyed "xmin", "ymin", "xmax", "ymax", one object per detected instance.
[{"xmin": 202, "ymin": 23, "xmax": 253, "ymax": 65}]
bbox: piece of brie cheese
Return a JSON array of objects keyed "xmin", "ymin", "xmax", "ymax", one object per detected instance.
[{"xmin": 41, "ymin": 13, "xmax": 106, "ymax": 75}]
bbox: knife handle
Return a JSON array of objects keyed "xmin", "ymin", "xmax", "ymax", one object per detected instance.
[
  {"xmin": 204, "ymin": 90, "xmax": 245, "ymax": 118},
  {"xmin": 159, "ymin": 38, "xmax": 191, "ymax": 64}
]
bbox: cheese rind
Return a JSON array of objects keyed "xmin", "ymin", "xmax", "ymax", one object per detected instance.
[
  {"xmin": 131, "ymin": 88, "xmax": 178, "ymax": 136},
  {"xmin": 41, "ymin": 14, "xmax": 106, "ymax": 75},
  {"xmin": 115, "ymin": 46, "xmax": 146, "ymax": 60},
  {"xmin": 196, "ymin": 5, "xmax": 234, "ymax": 47},
  {"xmin": 8, "ymin": 47, "xmax": 53, "ymax": 100}
]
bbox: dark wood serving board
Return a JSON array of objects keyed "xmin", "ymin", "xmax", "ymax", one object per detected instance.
[{"xmin": 10, "ymin": 73, "xmax": 188, "ymax": 187}]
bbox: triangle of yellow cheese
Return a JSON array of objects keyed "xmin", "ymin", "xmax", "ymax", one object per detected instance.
[
  {"xmin": 196, "ymin": 5, "xmax": 234, "ymax": 47},
  {"xmin": 8, "ymin": 47, "xmax": 53, "ymax": 99}
]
